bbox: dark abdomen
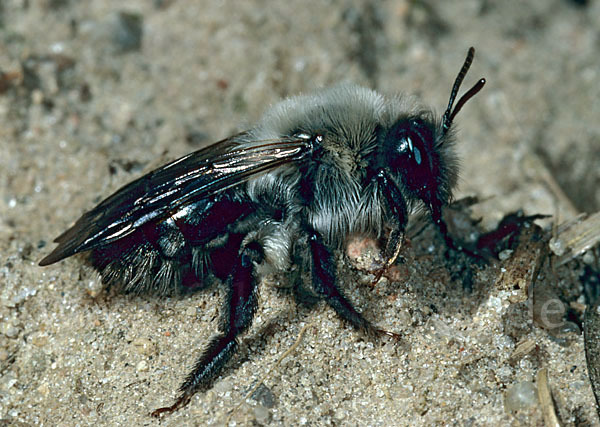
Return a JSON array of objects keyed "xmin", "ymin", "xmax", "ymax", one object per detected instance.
[{"xmin": 90, "ymin": 195, "xmax": 254, "ymax": 294}]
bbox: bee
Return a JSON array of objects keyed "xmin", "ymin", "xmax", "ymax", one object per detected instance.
[{"xmin": 40, "ymin": 48, "xmax": 485, "ymax": 416}]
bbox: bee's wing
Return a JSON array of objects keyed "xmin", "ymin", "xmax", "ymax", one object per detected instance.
[{"xmin": 39, "ymin": 134, "xmax": 312, "ymax": 266}]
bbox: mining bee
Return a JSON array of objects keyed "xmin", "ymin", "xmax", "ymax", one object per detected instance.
[{"xmin": 41, "ymin": 48, "xmax": 485, "ymax": 415}]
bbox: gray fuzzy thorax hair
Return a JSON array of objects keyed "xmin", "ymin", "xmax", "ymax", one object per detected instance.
[{"xmin": 239, "ymin": 84, "xmax": 429, "ymax": 253}]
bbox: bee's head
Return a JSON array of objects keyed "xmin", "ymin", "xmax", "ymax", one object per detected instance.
[
  {"xmin": 378, "ymin": 48, "xmax": 485, "ymax": 221},
  {"xmin": 379, "ymin": 116, "xmax": 455, "ymax": 211}
]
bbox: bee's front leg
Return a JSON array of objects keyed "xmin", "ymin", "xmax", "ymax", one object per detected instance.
[
  {"xmin": 151, "ymin": 241, "xmax": 264, "ymax": 417},
  {"xmin": 371, "ymin": 170, "xmax": 408, "ymax": 285}
]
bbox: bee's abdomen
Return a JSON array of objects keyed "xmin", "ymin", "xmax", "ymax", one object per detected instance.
[{"xmin": 90, "ymin": 197, "xmax": 254, "ymax": 295}]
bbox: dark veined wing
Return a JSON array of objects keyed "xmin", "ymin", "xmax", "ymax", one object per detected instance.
[{"xmin": 39, "ymin": 134, "xmax": 314, "ymax": 266}]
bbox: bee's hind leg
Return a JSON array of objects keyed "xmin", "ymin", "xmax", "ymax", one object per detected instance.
[{"xmin": 151, "ymin": 241, "xmax": 264, "ymax": 417}]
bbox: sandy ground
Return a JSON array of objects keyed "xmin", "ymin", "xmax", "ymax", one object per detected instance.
[{"xmin": 1, "ymin": 0, "xmax": 599, "ymax": 425}]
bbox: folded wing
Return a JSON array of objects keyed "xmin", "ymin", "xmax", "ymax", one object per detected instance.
[{"xmin": 40, "ymin": 134, "xmax": 313, "ymax": 265}]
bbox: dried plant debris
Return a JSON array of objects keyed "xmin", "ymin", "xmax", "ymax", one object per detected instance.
[
  {"xmin": 543, "ymin": 212, "xmax": 600, "ymax": 415},
  {"xmin": 493, "ymin": 214, "xmax": 548, "ymax": 301},
  {"xmin": 585, "ymin": 295, "xmax": 600, "ymax": 418},
  {"xmin": 508, "ymin": 339, "xmax": 537, "ymax": 363},
  {"xmin": 451, "ymin": 205, "xmax": 600, "ymax": 422},
  {"xmin": 434, "ymin": 198, "xmax": 547, "ymax": 291},
  {"xmin": 436, "ymin": 197, "xmax": 547, "ymax": 261},
  {"xmin": 544, "ymin": 212, "xmax": 600, "ymax": 419},
  {"xmin": 550, "ymin": 211, "xmax": 600, "ymax": 265},
  {"xmin": 583, "ymin": 261, "xmax": 600, "ymax": 418},
  {"xmin": 537, "ymin": 367, "xmax": 561, "ymax": 427}
]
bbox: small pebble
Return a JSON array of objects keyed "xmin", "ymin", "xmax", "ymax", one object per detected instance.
[
  {"xmin": 213, "ymin": 378, "xmax": 233, "ymax": 395},
  {"xmin": 251, "ymin": 384, "xmax": 276, "ymax": 408},
  {"xmin": 37, "ymin": 383, "xmax": 50, "ymax": 396},
  {"xmin": 335, "ymin": 407, "xmax": 347, "ymax": 420},
  {"xmin": 582, "ymin": 250, "xmax": 595, "ymax": 265},
  {"xmin": 131, "ymin": 337, "xmax": 156, "ymax": 356},
  {"xmin": 504, "ymin": 381, "xmax": 538, "ymax": 412},
  {"xmin": 253, "ymin": 405, "xmax": 270, "ymax": 424},
  {"xmin": 32, "ymin": 334, "xmax": 48, "ymax": 347},
  {"xmin": 12, "ymin": 288, "xmax": 37, "ymax": 306},
  {"xmin": 3, "ymin": 324, "xmax": 19, "ymax": 339},
  {"xmin": 498, "ymin": 249, "xmax": 513, "ymax": 261},
  {"xmin": 110, "ymin": 12, "xmax": 143, "ymax": 52}
]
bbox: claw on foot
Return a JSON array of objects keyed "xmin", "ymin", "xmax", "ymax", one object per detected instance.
[
  {"xmin": 150, "ymin": 393, "xmax": 191, "ymax": 418},
  {"xmin": 370, "ymin": 241, "xmax": 404, "ymax": 287},
  {"xmin": 370, "ymin": 267, "xmax": 387, "ymax": 287}
]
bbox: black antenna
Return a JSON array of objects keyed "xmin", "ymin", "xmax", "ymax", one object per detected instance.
[{"xmin": 442, "ymin": 47, "xmax": 486, "ymax": 135}]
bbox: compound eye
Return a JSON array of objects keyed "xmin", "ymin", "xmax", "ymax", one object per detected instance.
[
  {"xmin": 397, "ymin": 135, "xmax": 423, "ymax": 166},
  {"xmin": 380, "ymin": 119, "xmax": 439, "ymax": 199}
]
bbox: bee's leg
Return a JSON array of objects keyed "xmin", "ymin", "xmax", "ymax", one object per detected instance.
[
  {"xmin": 371, "ymin": 170, "xmax": 408, "ymax": 285},
  {"xmin": 307, "ymin": 229, "xmax": 401, "ymax": 340},
  {"xmin": 428, "ymin": 200, "xmax": 482, "ymax": 260},
  {"xmin": 428, "ymin": 200, "xmax": 486, "ymax": 291},
  {"xmin": 151, "ymin": 241, "xmax": 264, "ymax": 417}
]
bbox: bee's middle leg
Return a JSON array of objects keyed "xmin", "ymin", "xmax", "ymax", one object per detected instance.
[{"xmin": 303, "ymin": 227, "xmax": 392, "ymax": 338}]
